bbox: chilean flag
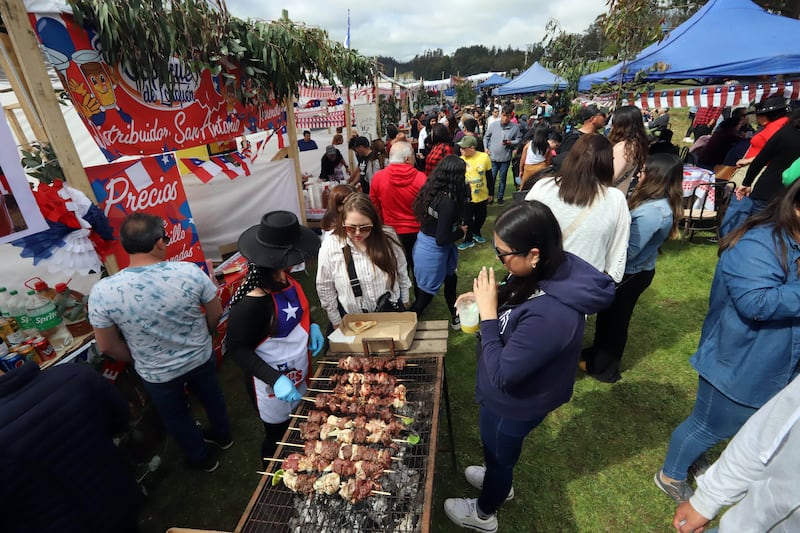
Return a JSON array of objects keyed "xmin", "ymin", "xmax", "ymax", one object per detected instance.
[{"xmin": 182, "ymin": 158, "xmax": 224, "ymax": 183}]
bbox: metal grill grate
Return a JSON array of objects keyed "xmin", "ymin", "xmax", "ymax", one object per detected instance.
[{"xmin": 239, "ymin": 355, "xmax": 443, "ymax": 533}]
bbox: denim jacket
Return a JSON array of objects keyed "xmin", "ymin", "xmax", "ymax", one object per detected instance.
[
  {"xmin": 625, "ymin": 198, "xmax": 672, "ymax": 274},
  {"xmin": 691, "ymin": 225, "xmax": 800, "ymax": 408}
]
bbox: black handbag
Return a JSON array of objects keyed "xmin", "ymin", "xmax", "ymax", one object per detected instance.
[{"xmin": 343, "ymin": 245, "xmax": 402, "ymax": 313}]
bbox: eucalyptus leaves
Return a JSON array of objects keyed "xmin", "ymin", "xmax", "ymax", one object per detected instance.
[{"xmin": 66, "ymin": 0, "xmax": 375, "ymax": 103}]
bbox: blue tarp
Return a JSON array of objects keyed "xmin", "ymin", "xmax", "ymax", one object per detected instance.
[
  {"xmin": 579, "ymin": 0, "xmax": 800, "ymax": 91},
  {"xmin": 495, "ymin": 62, "xmax": 568, "ymax": 95},
  {"xmin": 476, "ymin": 73, "xmax": 510, "ymax": 88}
]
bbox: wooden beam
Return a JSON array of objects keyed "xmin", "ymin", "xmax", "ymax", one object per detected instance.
[
  {"xmin": 4, "ymin": 106, "xmax": 30, "ymax": 149},
  {"xmin": 283, "ymin": 95, "xmax": 307, "ymax": 225},
  {"xmin": 0, "ymin": 33, "xmax": 46, "ymax": 141},
  {"xmin": 0, "ymin": 0, "xmax": 95, "ymax": 203}
]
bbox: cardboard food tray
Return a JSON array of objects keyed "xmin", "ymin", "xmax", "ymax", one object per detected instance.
[{"xmin": 329, "ymin": 312, "xmax": 418, "ymax": 353}]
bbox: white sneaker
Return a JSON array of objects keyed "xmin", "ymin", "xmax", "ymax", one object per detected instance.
[
  {"xmin": 465, "ymin": 465, "xmax": 514, "ymax": 501},
  {"xmin": 444, "ymin": 497, "xmax": 498, "ymax": 532}
]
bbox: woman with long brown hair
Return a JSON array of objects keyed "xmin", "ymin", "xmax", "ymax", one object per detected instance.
[
  {"xmin": 524, "ymin": 133, "xmax": 630, "ymax": 282},
  {"xmin": 316, "ymin": 193, "xmax": 411, "ymax": 330},
  {"xmin": 608, "ymin": 105, "xmax": 650, "ymax": 194},
  {"xmin": 320, "ymin": 184, "xmax": 356, "ymax": 240},
  {"xmin": 656, "ymin": 177, "xmax": 800, "ymax": 504},
  {"xmin": 583, "ymin": 153, "xmax": 683, "ymax": 382}
]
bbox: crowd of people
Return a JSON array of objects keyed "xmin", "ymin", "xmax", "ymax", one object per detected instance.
[{"xmin": 5, "ymin": 94, "xmax": 800, "ymax": 533}]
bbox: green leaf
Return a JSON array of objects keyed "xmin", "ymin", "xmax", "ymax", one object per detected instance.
[{"xmin": 271, "ymin": 469, "xmax": 284, "ymax": 486}]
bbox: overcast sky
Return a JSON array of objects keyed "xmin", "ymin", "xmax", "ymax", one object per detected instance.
[{"xmin": 224, "ymin": 1, "xmax": 607, "ymax": 63}]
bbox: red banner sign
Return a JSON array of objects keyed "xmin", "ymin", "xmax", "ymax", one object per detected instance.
[
  {"xmin": 86, "ymin": 154, "xmax": 206, "ymax": 270},
  {"xmin": 30, "ymin": 13, "xmax": 286, "ymax": 161}
]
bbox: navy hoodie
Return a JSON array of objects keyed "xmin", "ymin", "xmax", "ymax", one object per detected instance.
[{"xmin": 476, "ymin": 252, "xmax": 615, "ymax": 420}]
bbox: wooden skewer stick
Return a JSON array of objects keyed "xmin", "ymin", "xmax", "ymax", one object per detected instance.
[
  {"xmin": 301, "ymin": 396, "xmax": 412, "ymax": 404},
  {"xmin": 317, "ymin": 360, "xmax": 418, "ymax": 367},
  {"xmin": 310, "ymin": 376, "xmax": 411, "ymax": 382}
]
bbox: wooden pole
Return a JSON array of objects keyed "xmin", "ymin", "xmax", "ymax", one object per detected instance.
[
  {"xmin": 374, "ymin": 57, "xmax": 380, "ymax": 140},
  {"xmin": 0, "ymin": 0, "xmax": 95, "ymax": 202},
  {"xmin": 284, "ymin": 95, "xmax": 307, "ymax": 225},
  {"xmin": 344, "ymin": 89, "xmax": 354, "ymax": 170},
  {"xmin": 0, "ymin": 34, "xmax": 46, "ymax": 142}
]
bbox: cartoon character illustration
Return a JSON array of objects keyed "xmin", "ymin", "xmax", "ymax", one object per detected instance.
[{"xmin": 35, "ymin": 16, "xmax": 131, "ymax": 126}]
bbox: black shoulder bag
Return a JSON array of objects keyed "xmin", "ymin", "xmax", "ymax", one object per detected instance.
[{"xmin": 342, "ymin": 245, "xmax": 403, "ymax": 313}]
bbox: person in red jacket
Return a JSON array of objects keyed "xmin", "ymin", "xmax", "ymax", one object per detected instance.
[{"xmin": 369, "ymin": 141, "xmax": 427, "ymax": 271}]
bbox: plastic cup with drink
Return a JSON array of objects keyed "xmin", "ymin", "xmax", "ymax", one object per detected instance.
[{"xmin": 456, "ymin": 297, "xmax": 480, "ymax": 334}]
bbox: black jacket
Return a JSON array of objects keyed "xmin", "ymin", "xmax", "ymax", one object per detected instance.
[{"xmin": 0, "ymin": 362, "xmax": 140, "ymax": 532}]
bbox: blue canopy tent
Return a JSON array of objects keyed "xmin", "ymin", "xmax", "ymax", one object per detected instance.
[
  {"xmin": 495, "ymin": 62, "xmax": 568, "ymax": 95},
  {"xmin": 579, "ymin": 0, "xmax": 800, "ymax": 91},
  {"xmin": 476, "ymin": 73, "xmax": 510, "ymax": 88}
]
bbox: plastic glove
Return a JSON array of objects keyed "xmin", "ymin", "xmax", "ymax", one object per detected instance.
[
  {"xmin": 273, "ymin": 375, "xmax": 301, "ymax": 403},
  {"xmin": 308, "ymin": 323, "xmax": 325, "ymax": 357}
]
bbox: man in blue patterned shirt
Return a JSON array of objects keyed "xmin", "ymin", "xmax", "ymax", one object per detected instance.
[{"xmin": 89, "ymin": 212, "xmax": 231, "ymax": 472}]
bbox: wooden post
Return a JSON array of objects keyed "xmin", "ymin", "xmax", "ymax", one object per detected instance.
[
  {"xmin": 0, "ymin": 34, "xmax": 46, "ymax": 142},
  {"xmin": 344, "ymin": 89, "xmax": 354, "ymax": 170},
  {"xmin": 284, "ymin": 95, "xmax": 307, "ymax": 225},
  {"xmin": 0, "ymin": 0, "xmax": 95, "ymax": 202},
  {"xmin": 374, "ymin": 57, "xmax": 380, "ymax": 140}
]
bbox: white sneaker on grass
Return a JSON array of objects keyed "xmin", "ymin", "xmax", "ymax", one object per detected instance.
[
  {"xmin": 444, "ymin": 497, "xmax": 498, "ymax": 533},
  {"xmin": 465, "ymin": 465, "xmax": 514, "ymax": 501}
]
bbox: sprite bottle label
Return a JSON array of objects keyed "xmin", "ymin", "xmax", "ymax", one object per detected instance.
[{"xmin": 30, "ymin": 306, "xmax": 62, "ymax": 331}]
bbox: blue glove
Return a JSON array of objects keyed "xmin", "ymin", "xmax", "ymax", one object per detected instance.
[
  {"xmin": 308, "ymin": 323, "xmax": 325, "ymax": 357},
  {"xmin": 273, "ymin": 375, "xmax": 301, "ymax": 403}
]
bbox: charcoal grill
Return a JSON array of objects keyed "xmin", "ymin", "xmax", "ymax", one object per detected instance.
[{"xmin": 236, "ymin": 354, "xmax": 445, "ymax": 533}]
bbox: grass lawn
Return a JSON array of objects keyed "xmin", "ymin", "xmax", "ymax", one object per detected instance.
[{"xmin": 136, "ymin": 173, "xmax": 724, "ymax": 532}]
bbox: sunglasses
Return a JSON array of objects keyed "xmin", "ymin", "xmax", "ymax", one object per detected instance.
[
  {"xmin": 344, "ymin": 224, "xmax": 373, "ymax": 235},
  {"xmin": 494, "ymin": 246, "xmax": 525, "ymax": 260}
]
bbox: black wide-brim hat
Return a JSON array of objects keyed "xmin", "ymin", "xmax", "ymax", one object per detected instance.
[
  {"xmin": 238, "ymin": 211, "xmax": 320, "ymax": 269},
  {"xmin": 755, "ymin": 96, "xmax": 788, "ymax": 115}
]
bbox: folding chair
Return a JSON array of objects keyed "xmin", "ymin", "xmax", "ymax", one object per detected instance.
[{"xmin": 678, "ymin": 180, "xmax": 735, "ymax": 244}]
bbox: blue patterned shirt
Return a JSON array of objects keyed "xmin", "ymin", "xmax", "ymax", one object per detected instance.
[{"xmin": 89, "ymin": 261, "xmax": 218, "ymax": 383}]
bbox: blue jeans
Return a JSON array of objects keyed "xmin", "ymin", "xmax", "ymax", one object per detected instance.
[
  {"xmin": 477, "ymin": 406, "xmax": 545, "ymax": 514},
  {"xmin": 142, "ymin": 356, "xmax": 231, "ymax": 464},
  {"xmin": 662, "ymin": 376, "xmax": 756, "ymax": 480},
  {"xmin": 490, "ymin": 160, "xmax": 511, "ymax": 201}
]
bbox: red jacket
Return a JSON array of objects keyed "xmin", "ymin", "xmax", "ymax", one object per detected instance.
[{"xmin": 369, "ymin": 163, "xmax": 427, "ymax": 234}]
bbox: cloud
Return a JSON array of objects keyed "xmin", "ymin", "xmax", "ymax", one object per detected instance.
[{"xmin": 225, "ymin": 0, "xmax": 605, "ymax": 63}]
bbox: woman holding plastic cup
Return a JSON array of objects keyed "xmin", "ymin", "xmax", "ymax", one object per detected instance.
[{"xmin": 444, "ymin": 201, "xmax": 615, "ymax": 531}]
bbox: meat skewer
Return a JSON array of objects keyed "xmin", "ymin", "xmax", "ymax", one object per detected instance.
[
  {"xmin": 276, "ymin": 441, "xmax": 402, "ymax": 462},
  {"xmin": 263, "ymin": 454, "xmax": 396, "ymax": 476},
  {"xmin": 318, "ymin": 356, "xmax": 414, "ymax": 371},
  {"xmin": 304, "ymin": 392, "xmax": 407, "ymax": 411},
  {"xmin": 307, "ymin": 383, "xmax": 408, "ymax": 398},
  {"xmin": 291, "ymin": 411, "xmax": 414, "ymax": 424},
  {"xmin": 289, "ymin": 409, "xmax": 399, "ymax": 425},
  {"xmin": 310, "ymin": 372, "xmax": 406, "ymax": 385},
  {"xmin": 257, "ymin": 471, "xmax": 391, "ymax": 502},
  {"xmin": 291, "ymin": 420, "xmax": 411, "ymax": 446}
]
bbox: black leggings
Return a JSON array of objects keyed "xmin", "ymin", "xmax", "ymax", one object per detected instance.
[
  {"xmin": 464, "ymin": 200, "xmax": 488, "ymax": 241},
  {"xmin": 261, "ymin": 420, "xmax": 290, "ymax": 467},
  {"xmin": 586, "ymin": 270, "xmax": 655, "ymax": 380}
]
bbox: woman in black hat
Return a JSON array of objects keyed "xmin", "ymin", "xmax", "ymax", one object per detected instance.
[{"xmin": 225, "ymin": 211, "xmax": 324, "ymax": 463}]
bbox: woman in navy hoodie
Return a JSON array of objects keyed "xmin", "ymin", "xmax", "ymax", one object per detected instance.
[{"xmin": 444, "ymin": 200, "xmax": 615, "ymax": 532}]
